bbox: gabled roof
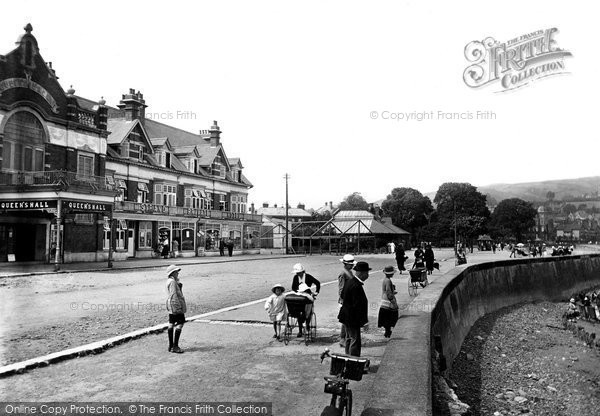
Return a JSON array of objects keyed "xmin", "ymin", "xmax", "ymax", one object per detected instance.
[
  {"xmin": 107, "ymin": 118, "xmax": 154, "ymax": 152},
  {"xmin": 150, "ymin": 137, "xmax": 174, "ymax": 151},
  {"xmin": 172, "ymin": 145, "xmax": 201, "ymax": 158},
  {"xmin": 229, "ymin": 157, "xmax": 243, "ymax": 168}
]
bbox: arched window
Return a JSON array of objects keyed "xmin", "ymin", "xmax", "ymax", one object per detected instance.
[{"xmin": 1, "ymin": 112, "xmax": 45, "ymax": 172}]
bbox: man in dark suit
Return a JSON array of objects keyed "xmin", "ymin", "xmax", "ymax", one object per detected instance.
[{"xmin": 338, "ymin": 261, "xmax": 370, "ymax": 357}]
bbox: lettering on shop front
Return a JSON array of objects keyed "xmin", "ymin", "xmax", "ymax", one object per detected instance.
[
  {"xmin": 0, "ymin": 200, "xmax": 57, "ymax": 210},
  {"xmin": 65, "ymin": 201, "xmax": 109, "ymax": 213},
  {"xmin": 134, "ymin": 203, "xmax": 168, "ymax": 214}
]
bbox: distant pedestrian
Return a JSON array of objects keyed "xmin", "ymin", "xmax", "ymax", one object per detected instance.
[
  {"xmin": 264, "ymin": 284, "xmax": 286, "ymax": 340},
  {"xmin": 395, "ymin": 243, "xmax": 406, "ymax": 274},
  {"xmin": 424, "ymin": 244, "xmax": 435, "ymax": 275},
  {"xmin": 172, "ymin": 239, "xmax": 179, "ymax": 257},
  {"xmin": 378, "ymin": 266, "xmax": 399, "ymax": 338},
  {"xmin": 165, "ymin": 265, "xmax": 186, "ymax": 353},
  {"xmin": 338, "ymin": 254, "xmax": 356, "ymax": 347},
  {"xmin": 161, "ymin": 237, "xmax": 170, "ymax": 259},
  {"xmin": 413, "ymin": 245, "xmax": 425, "ymax": 269},
  {"xmin": 219, "ymin": 239, "xmax": 225, "ymax": 256},
  {"xmin": 338, "ymin": 261, "xmax": 370, "ymax": 357},
  {"xmin": 492, "ymin": 243, "xmax": 496, "ymax": 254},
  {"xmin": 389, "ymin": 241, "xmax": 396, "ymax": 254},
  {"xmin": 227, "ymin": 241, "xmax": 234, "ymax": 257}
]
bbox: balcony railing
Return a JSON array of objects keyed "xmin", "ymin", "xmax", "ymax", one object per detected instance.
[
  {"xmin": 0, "ymin": 170, "xmax": 115, "ymax": 193},
  {"xmin": 114, "ymin": 200, "xmax": 262, "ymax": 222}
]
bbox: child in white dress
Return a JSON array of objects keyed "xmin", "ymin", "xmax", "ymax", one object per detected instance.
[{"xmin": 265, "ymin": 284, "xmax": 286, "ymax": 340}]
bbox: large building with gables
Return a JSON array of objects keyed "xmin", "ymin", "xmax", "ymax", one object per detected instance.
[{"xmin": 0, "ymin": 24, "xmax": 261, "ymax": 264}]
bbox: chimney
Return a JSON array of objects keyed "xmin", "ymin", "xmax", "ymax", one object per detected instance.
[
  {"xmin": 263, "ymin": 203, "xmax": 269, "ymax": 208},
  {"xmin": 297, "ymin": 203, "xmax": 305, "ymax": 210},
  {"xmin": 117, "ymin": 88, "xmax": 147, "ymax": 122},
  {"xmin": 274, "ymin": 204, "xmax": 278, "ymax": 208},
  {"xmin": 329, "ymin": 201, "xmax": 333, "ymax": 209},
  {"xmin": 251, "ymin": 202, "xmax": 255, "ymax": 214},
  {"xmin": 209, "ymin": 120, "xmax": 221, "ymax": 147}
]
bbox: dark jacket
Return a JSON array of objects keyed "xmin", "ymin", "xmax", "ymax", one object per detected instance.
[
  {"xmin": 338, "ymin": 277, "xmax": 368, "ymax": 327},
  {"xmin": 292, "ymin": 272, "xmax": 321, "ymax": 294}
]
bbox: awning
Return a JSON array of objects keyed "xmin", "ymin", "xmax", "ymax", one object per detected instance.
[
  {"xmin": 118, "ymin": 219, "xmax": 128, "ymax": 230},
  {"xmin": 192, "ymin": 189, "xmax": 199, "ymax": 198},
  {"xmin": 137, "ymin": 182, "xmax": 149, "ymax": 192},
  {"xmin": 106, "ymin": 176, "xmax": 115, "ymax": 186},
  {"xmin": 116, "ymin": 179, "xmax": 127, "ymax": 189},
  {"xmin": 198, "ymin": 189, "xmax": 207, "ymax": 198}
]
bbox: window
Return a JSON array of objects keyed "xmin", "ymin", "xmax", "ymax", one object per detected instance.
[
  {"xmin": 218, "ymin": 194, "xmax": 228, "ymax": 211},
  {"xmin": 137, "ymin": 182, "xmax": 149, "ymax": 203},
  {"xmin": 77, "ymin": 153, "xmax": 94, "ymax": 177},
  {"xmin": 115, "ymin": 179, "xmax": 127, "ymax": 202},
  {"xmin": 1, "ymin": 111, "xmax": 45, "ymax": 172},
  {"xmin": 129, "ymin": 142, "xmax": 144, "ymax": 161},
  {"xmin": 138, "ymin": 221, "xmax": 153, "ymax": 249},
  {"xmin": 154, "ymin": 184, "xmax": 176, "ymax": 206},
  {"xmin": 184, "ymin": 188, "xmax": 206, "ymax": 209},
  {"xmin": 211, "ymin": 155, "xmax": 224, "ymax": 177},
  {"xmin": 103, "ymin": 221, "xmax": 125, "ymax": 250}
]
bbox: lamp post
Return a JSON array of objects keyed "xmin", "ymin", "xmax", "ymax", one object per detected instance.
[
  {"xmin": 453, "ymin": 200, "xmax": 458, "ymax": 256},
  {"xmin": 284, "ymin": 173, "xmax": 290, "ymax": 254}
]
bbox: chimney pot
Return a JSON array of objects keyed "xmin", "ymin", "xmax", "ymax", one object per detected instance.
[{"xmin": 263, "ymin": 203, "xmax": 268, "ymax": 208}]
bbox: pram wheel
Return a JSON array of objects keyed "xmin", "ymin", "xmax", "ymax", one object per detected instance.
[{"xmin": 283, "ymin": 318, "xmax": 295, "ymax": 345}]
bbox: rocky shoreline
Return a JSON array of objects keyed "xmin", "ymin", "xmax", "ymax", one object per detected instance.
[{"xmin": 433, "ymin": 301, "xmax": 600, "ymax": 415}]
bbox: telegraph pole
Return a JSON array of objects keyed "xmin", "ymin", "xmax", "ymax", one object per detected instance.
[{"xmin": 284, "ymin": 173, "xmax": 290, "ymax": 254}]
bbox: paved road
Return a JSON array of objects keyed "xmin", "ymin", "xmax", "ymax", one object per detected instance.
[{"xmin": 0, "ymin": 248, "xmax": 583, "ymax": 415}]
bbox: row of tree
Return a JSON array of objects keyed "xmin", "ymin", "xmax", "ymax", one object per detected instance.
[{"xmin": 333, "ymin": 183, "xmax": 538, "ymax": 246}]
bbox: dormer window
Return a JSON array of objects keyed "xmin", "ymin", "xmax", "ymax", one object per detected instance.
[{"xmin": 129, "ymin": 142, "xmax": 144, "ymax": 162}]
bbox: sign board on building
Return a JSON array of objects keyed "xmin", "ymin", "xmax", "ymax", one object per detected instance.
[
  {"xmin": 64, "ymin": 200, "xmax": 111, "ymax": 214},
  {"xmin": 0, "ymin": 200, "xmax": 58, "ymax": 210}
]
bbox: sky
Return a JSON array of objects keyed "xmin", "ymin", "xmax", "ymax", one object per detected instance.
[{"xmin": 1, "ymin": 1, "xmax": 598, "ymax": 210}]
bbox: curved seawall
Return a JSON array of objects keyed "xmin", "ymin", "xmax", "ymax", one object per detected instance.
[{"xmin": 361, "ymin": 254, "xmax": 600, "ymax": 416}]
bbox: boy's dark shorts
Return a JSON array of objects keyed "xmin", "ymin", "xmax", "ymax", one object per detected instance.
[{"xmin": 168, "ymin": 313, "xmax": 186, "ymax": 326}]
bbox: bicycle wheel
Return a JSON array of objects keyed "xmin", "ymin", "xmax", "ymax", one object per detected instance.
[
  {"xmin": 283, "ymin": 317, "xmax": 293, "ymax": 345},
  {"xmin": 343, "ymin": 390, "xmax": 352, "ymax": 416},
  {"xmin": 408, "ymin": 279, "xmax": 417, "ymax": 296},
  {"xmin": 310, "ymin": 312, "xmax": 317, "ymax": 341}
]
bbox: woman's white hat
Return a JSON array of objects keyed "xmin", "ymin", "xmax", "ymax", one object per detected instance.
[{"xmin": 291, "ymin": 263, "xmax": 305, "ymax": 274}]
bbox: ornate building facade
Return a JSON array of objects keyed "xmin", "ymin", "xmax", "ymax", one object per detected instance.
[{"xmin": 0, "ymin": 25, "xmax": 261, "ymax": 264}]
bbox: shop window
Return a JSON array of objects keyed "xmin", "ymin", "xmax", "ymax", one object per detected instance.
[{"xmin": 205, "ymin": 226, "xmax": 220, "ymax": 250}]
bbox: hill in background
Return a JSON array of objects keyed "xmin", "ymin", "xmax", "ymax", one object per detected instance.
[{"xmin": 421, "ymin": 176, "xmax": 600, "ymax": 204}]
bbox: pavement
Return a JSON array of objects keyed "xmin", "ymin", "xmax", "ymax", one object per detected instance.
[{"xmin": 0, "ymin": 253, "xmax": 303, "ymax": 278}]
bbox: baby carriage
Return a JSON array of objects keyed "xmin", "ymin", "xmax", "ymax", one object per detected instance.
[{"xmin": 283, "ymin": 293, "xmax": 317, "ymax": 345}]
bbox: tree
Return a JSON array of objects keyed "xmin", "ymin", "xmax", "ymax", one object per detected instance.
[
  {"xmin": 433, "ymin": 182, "xmax": 490, "ymax": 244},
  {"xmin": 563, "ymin": 204, "xmax": 576, "ymax": 214},
  {"xmin": 381, "ymin": 187, "xmax": 433, "ymax": 243},
  {"xmin": 489, "ymin": 198, "xmax": 537, "ymax": 242},
  {"xmin": 546, "ymin": 191, "xmax": 555, "ymax": 202},
  {"xmin": 338, "ymin": 192, "xmax": 369, "ymax": 211}
]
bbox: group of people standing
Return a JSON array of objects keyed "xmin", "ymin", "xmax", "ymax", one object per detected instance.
[
  {"xmin": 394, "ymin": 242, "xmax": 437, "ymax": 274},
  {"xmin": 219, "ymin": 239, "xmax": 234, "ymax": 257},
  {"xmin": 163, "ymin": 250, "xmax": 423, "ymax": 357}
]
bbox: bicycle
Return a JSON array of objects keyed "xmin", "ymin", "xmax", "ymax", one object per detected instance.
[{"xmin": 319, "ymin": 348, "xmax": 369, "ymax": 416}]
